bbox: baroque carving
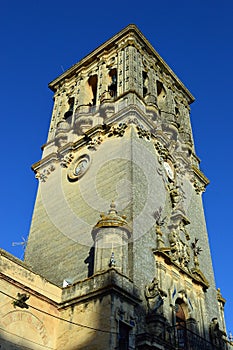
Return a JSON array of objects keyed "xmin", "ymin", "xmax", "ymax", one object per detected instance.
[
  {"xmin": 35, "ymin": 164, "xmax": 55, "ymax": 182},
  {"xmin": 145, "ymin": 278, "xmax": 167, "ymax": 314},
  {"xmin": 136, "ymin": 125, "xmax": 151, "ymax": 140},
  {"xmin": 60, "ymin": 153, "xmax": 74, "ymax": 168},
  {"xmin": 108, "ymin": 122, "xmax": 128, "ymax": 137},
  {"xmin": 191, "ymin": 177, "xmax": 206, "ymax": 194},
  {"xmin": 167, "ymin": 183, "xmax": 182, "ymax": 209},
  {"xmin": 154, "ymin": 140, "xmax": 169, "ymax": 160},
  {"xmin": 87, "ymin": 136, "xmax": 103, "ymax": 151},
  {"xmin": 168, "ymin": 228, "xmax": 190, "ymax": 268}
]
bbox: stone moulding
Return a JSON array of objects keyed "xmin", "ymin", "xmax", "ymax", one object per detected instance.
[{"xmin": 48, "ymin": 25, "xmax": 194, "ymax": 105}]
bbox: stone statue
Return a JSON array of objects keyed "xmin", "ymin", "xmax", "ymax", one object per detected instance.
[
  {"xmin": 167, "ymin": 183, "xmax": 181, "ymax": 208},
  {"xmin": 209, "ymin": 318, "xmax": 226, "ymax": 346},
  {"xmin": 145, "ymin": 278, "xmax": 167, "ymax": 314}
]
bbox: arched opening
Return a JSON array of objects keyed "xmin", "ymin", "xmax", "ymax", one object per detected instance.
[
  {"xmin": 88, "ymin": 75, "xmax": 98, "ymax": 105},
  {"xmin": 175, "ymin": 299, "xmax": 187, "ymax": 349},
  {"xmin": 142, "ymin": 71, "xmax": 148, "ymax": 98},
  {"xmin": 64, "ymin": 96, "xmax": 74, "ymax": 122},
  {"xmin": 108, "ymin": 68, "xmax": 117, "ymax": 97}
]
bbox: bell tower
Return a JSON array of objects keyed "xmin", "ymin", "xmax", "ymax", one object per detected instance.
[{"xmin": 23, "ymin": 24, "xmax": 229, "ymax": 349}]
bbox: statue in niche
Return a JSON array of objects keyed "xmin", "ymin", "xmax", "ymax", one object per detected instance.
[
  {"xmin": 167, "ymin": 183, "xmax": 182, "ymax": 209},
  {"xmin": 209, "ymin": 318, "xmax": 226, "ymax": 346},
  {"xmin": 145, "ymin": 278, "xmax": 167, "ymax": 314}
]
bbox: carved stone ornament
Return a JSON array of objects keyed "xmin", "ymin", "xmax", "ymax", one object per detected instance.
[
  {"xmin": 35, "ymin": 164, "xmax": 55, "ymax": 182},
  {"xmin": 154, "ymin": 140, "xmax": 169, "ymax": 160},
  {"xmin": 191, "ymin": 238, "xmax": 203, "ymax": 268},
  {"xmin": 87, "ymin": 136, "xmax": 103, "ymax": 151},
  {"xmin": 67, "ymin": 154, "xmax": 90, "ymax": 181},
  {"xmin": 168, "ymin": 228, "xmax": 190, "ymax": 268},
  {"xmin": 191, "ymin": 177, "xmax": 206, "ymax": 194},
  {"xmin": 60, "ymin": 153, "xmax": 74, "ymax": 168},
  {"xmin": 145, "ymin": 278, "xmax": 167, "ymax": 315},
  {"xmin": 167, "ymin": 183, "xmax": 182, "ymax": 209},
  {"xmin": 136, "ymin": 125, "xmax": 151, "ymax": 140},
  {"xmin": 107, "ymin": 122, "xmax": 128, "ymax": 137}
]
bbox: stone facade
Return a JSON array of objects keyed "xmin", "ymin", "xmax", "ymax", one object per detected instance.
[{"xmin": 1, "ymin": 24, "xmax": 232, "ymax": 350}]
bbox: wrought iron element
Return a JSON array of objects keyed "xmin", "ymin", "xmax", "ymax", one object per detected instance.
[{"xmin": 136, "ymin": 323, "xmax": 228, "ymax": 350}]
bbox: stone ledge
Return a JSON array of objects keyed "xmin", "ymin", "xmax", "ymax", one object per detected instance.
[{"xmin": 60, "ymin": 268, "xmax": 141, "ymax": 307}]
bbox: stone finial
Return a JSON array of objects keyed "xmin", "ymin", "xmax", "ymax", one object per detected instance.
[{"xmin": 109, "ymin": 251, "xmax": 116, "ymax": 267}]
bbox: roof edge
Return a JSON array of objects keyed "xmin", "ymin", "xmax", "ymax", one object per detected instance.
[{"xmin": 48, "ymin": 24, "xmax": 195, "ymax": 103}]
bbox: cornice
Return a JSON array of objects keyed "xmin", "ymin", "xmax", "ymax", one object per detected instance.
[
  {"xmin": 192, "ymin": 165, "xmax": 210, "ymax": 186},
  {"xmin": 48, "ymin": 24, "xmax": 194, "ymax": 104},
  {"xmin": 59, "ymin": 268, "xmax": 141, "ymax": 309}
]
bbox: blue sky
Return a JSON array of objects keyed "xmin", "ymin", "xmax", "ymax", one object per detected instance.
[{"xmin": 1, "ymin": 0, "xmax": 232, "ymax": 334}]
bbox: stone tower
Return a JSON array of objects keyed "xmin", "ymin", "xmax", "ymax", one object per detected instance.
[{"xmin": 21, "ymin": 24, "xmax": 229, "ymax": 349}]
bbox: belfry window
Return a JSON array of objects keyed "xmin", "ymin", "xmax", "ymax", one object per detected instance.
[
  {"xmin": 142, "ymin": 71, "xmax": 148, "ymax": 97},
  {"xmin": 108, "ymin": 68, "xmax": 117, "ymax": 97},
  {"xmin": 156, "ymin": 80, "xmax": 165, "ymax": 98},
  {"xmin": 88, "ymin": 75, "xmax": 98, "ymax": 105},
  {"xmin": 64, "ymin": 97, "xmax": 74, "ymax": 121}
]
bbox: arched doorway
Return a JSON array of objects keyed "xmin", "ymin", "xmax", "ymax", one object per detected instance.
[{"xmin": 175, "ymin": 299, "xmax": 187, "ymax": 349}]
